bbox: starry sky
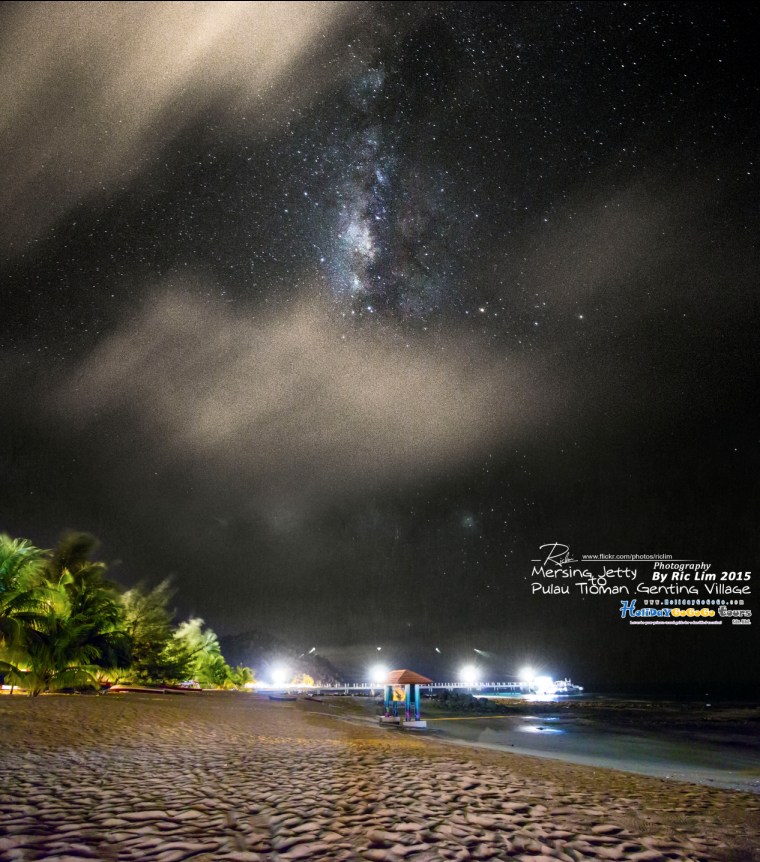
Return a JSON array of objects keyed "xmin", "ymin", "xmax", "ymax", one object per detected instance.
[{"xmin": 1, "ymin": 1, "xmax": 758, "ymax": 694}]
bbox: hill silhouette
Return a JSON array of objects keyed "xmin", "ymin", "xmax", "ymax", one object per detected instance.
[{"xmin": 219, "ymin": 629, "xmax": 344, "ymax": 685}]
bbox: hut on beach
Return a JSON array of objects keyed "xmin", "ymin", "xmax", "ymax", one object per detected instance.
[{"xmin": 380, "ymin": 669, "xmax": 432, "ymax": 729}]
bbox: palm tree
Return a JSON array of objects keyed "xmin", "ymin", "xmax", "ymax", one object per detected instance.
[
  {"xmin": 0, "ymin": 534, "xmax": 47, "ymax": 634},
  {"xmin": 121, "ymin": 579, "xmax": 193, "ymax": 683},
  {"xmin": 43, "ymin": 533, "xmax": 131, "ymax": 685},
  {"xmin": 2, "ymin": 605, "xmax": 104, "ymax": 695},
  {"xmin": 56, "ymin": 558, "xmax": 132, "ymax": 674},
  {"xmin": 0, "ymin": 535, "xmax": 50, "ymax": 692},
  {"xmin": 173, "ymin": 617, "xmax": 232, "ymax": 686},
  {"xmin": 2, "ymin": 532, "xmax": 131, "ymax": 695},
  {"xmin": 227, "ymin": 664, "xmax": 255, "ymax": 689}
]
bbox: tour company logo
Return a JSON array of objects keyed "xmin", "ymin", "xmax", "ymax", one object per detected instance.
[
  {"xmin": 619, "ymin": 600, "xmax": 717, "ymax": 624},
  {"xmin": 620, "ymin": 601, "xmax": 752, "ymax": 625}
]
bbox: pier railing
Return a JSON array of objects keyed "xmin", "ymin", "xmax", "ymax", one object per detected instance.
[{"xmin": 257, "ymin": 681, "xmax": 526, "ymax": 692}]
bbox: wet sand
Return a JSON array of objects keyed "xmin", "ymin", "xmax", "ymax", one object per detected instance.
[
  {"xmin": 1, "ymin": 692, "xmax": 758, "ymax": 861},
  {"xmin": 343, "ymin": 696, "xmax": 760, "ymax": 794},
  {"xmin": 421, "ymin": 706, "xmax": 760, "ymax": 794}
]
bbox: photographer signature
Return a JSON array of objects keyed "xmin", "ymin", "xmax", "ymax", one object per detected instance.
[{"xmin": 534, "ymin": 542, "xmax": 577, "ymax": 566}]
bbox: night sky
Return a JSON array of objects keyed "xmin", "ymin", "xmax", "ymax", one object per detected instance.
[{"xmin": 1, "ymin": 2, "xmax": 758, "ymax": 693}]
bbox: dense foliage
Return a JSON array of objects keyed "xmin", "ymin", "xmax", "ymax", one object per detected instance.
[{"xmin": 0, "ymin": 532, "xmax": 252, "ymax": 695}]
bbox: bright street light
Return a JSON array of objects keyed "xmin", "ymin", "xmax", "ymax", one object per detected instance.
[
  {"xmin": 519, "ymin": 666, "xmax": 535, "ymax": 684},
  {"xmin": 459, "ymin": 664, "xmax": 479, "ymax": 685},
  {"xmin": 271, "ymin": 665, "xmax": 290, "ymax": 686}
]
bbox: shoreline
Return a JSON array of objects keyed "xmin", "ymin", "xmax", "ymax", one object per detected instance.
[
  {"xmin": 333, "ymin": 694, "xmax": 760, "ymax": 795},
  {"xmin": 421, "ymin": 731, "xmax": 760, "ymax": 795},
  {"xmin": 363, "ymin": 696, "xmax": 760, "ymax": 795}
]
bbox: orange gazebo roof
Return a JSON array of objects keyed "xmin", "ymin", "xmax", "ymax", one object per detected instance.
[{"xmin": 385, "ymin": 669, "xmax": 433, "ymax": 685}]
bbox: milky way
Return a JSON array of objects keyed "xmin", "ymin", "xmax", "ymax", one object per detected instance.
[{"xmin": 329, "ymin": 63, "xmax": 453, "ymax": 317}]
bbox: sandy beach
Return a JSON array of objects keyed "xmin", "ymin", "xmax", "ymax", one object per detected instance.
[
  {"xmin": 1, "ymin": 693, "xmax": 758, "ymax": 862},
  {"xmin": 414, "ymin": 699, "xmax": 760, "ymax": 795}
]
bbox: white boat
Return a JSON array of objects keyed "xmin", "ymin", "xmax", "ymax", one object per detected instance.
[{"xmin": 552, "ymin": 678, "xmax": 584, "ymax": 694}]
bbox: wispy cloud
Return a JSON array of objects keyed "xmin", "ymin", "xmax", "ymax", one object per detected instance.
[
  {"xmin": 57, "ymin": 286, "xmax": 536, "ymax": 514},
  {"xmin": 0, "ymin": 1, "xmax": 357, "ymax": 250}
]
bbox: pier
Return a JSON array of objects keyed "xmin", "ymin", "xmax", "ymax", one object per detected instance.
[{"xmin": 255, "ymin": 681, "xmax": 527, "ymax": 693}]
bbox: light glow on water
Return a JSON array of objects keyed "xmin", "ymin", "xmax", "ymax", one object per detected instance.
[{"xmin": 519, "ymin": 724, "xmax": 565, "ymax": 734}]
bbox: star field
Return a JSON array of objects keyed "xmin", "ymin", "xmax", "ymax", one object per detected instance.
[{"xmin": 0, "ymin": 2, "xmax": 758, "ymax": 692}]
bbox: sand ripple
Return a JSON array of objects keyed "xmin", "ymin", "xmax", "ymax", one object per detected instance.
[{"xmin": 0, "ymin": 695, "xmax": 757, "ymax": 861}]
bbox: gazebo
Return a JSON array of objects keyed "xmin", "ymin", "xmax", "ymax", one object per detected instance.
[{"xmin": 380, "ymin": 669, "xmax": 432, "ymax": 729}]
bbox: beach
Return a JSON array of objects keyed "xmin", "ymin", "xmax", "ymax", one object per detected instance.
[
  {"xmin": 0, "ymin": 693, "xmax": 758, "ymax": 862},
  {"xmin": 417, "ymin": 698, "xmax": 760, "ymax": 795}
]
